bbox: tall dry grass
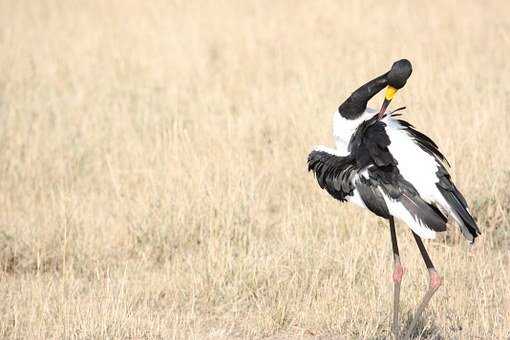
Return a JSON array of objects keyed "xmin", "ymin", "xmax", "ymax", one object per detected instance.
[{"xmin": 0, "ymin": 0, "xmax": 509, "ymax": 338}]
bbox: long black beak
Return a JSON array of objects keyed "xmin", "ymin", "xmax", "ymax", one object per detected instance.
[{"xmin": 377, "ymin": 98, "xmax": 391, "ymax": 119}]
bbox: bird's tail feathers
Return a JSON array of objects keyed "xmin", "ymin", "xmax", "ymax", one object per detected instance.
[{"xmin": 438, "ymin": 185, "xmax": 481, "ymax": 243}]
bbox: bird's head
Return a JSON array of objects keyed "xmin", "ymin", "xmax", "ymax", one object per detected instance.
[{"xmin": 378, "ymin": 59, "xmax": 413, "ymax": 119}]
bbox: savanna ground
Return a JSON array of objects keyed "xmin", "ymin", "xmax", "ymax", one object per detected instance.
[{"xmin": 0, "ymin": 1, "xmax": 509, "ymax": 339}]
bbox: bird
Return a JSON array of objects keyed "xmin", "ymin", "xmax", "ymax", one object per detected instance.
[{"xmin": 307, "ymin": 59, "xmax": 480, "ymax": 339}]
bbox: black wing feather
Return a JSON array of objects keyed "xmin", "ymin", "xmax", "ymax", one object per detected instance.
[
  {"xmin": 436, "ymin": 167, "xmax": 480, "ymax": 241},
  {"xmin": 356, "ymin": 176, "xmax": 390, "ymax": 218},
  {"xmin": 349, "ymin": 115, "xmax": 397, "ymax": 168},
  {"xmin": 307, "ymin": 151, "xmax": 357, "ymax": 201}
]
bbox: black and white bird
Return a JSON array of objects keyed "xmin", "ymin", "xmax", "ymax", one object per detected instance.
[{"xmin": 307, "ymin": 59, "xmax": 480, "ymax": 339}]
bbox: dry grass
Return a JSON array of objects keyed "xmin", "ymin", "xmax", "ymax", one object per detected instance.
[{"xmin": 0, "ymin": 0, "xmax": 509, "ymax": 338}]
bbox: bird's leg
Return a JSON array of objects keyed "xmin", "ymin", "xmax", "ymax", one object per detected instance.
[
  {"xmin": 389, "ymin": 216, "xmax": 404, "ymax": 339},
  {"xmin": 403, "ymin": 232, "xmax": 442, "ymax": 339}
]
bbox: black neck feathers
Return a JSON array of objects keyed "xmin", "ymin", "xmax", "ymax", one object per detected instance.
[{"xmin": 338, "ymin": 73, "xmax": 388, "ymax": 120}]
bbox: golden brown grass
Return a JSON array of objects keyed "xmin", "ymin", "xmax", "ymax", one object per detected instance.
[{"xmin": 0, "ymin": 0, "xmax": 509, "ymax": 338}]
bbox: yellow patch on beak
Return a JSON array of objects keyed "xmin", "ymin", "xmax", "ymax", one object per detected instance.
[{"xmin": 385, "ymin": 86, "xmax": 398, "ymax": 101}]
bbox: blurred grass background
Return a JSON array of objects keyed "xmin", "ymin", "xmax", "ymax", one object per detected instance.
[{"xmin": 0, "ymin": 0, "xmax": 509, "ymax": 338}]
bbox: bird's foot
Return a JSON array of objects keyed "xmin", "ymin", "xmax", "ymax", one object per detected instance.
[{"xmin": 392, "ymin": 325, "xmax": 401, "ymax": 340}]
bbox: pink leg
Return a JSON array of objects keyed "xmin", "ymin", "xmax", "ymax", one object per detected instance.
[
  {"xmin": 403, "ymin": 233, "xmax": 443, "ymax": 340},
  {"xmin": 429, "ymin": 270, "xmax": 442, "ymax": 290},
  {"xmin": 392, "ymin": 260, "xmax": 405, "ymax": 339},
  {"xmin": 393, "ymin": 263, "xmax": 405, "ymax": 284},
  {"xmin": 389, "ymin": 217, "xmax": 404, "ymax": 339}
]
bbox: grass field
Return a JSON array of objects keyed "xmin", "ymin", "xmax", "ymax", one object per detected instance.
[{"xmin": 0, "ymin": 0, "xmax": 509, "ymax": 338}]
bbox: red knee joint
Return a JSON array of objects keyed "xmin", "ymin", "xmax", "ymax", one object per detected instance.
[
  {"xmin": 392, "ymin": 265, "xmax": 405, "ymax": 283},
  {"xmin": 429, "ymin": 271, "xmax": 442, "ymax": 289}
]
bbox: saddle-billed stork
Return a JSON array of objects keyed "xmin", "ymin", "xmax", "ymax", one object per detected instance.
[{"xmin": 307, "ymin": 59, "xmax": 480, "ymax": 339}]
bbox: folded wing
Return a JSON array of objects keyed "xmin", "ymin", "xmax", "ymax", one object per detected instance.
[
  {"xmin": 308, "ymin": 115, "xmax": 448, "ymax": 238},
  {"xmin": 384, "ymin": 117, "xmax": 481, "ymax": 242}
]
